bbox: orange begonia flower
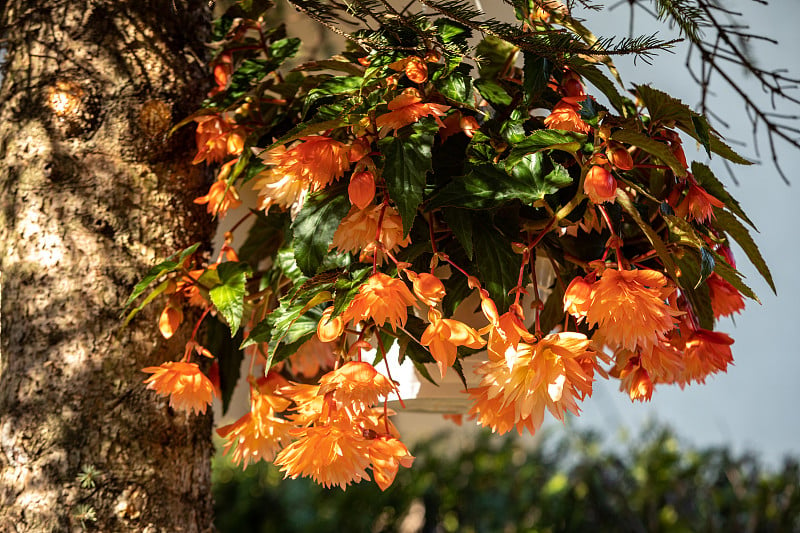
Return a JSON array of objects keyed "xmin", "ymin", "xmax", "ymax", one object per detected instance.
[
  {"xmin": 142, "ymin": 361, "xmax": 216, "ymax": 415},
  {"xmin": 318, "ymin": 361, "xmax": 395, "ymax": 413},
  {"xmin": 291, "ymin": 136, "xmax": 350, "ymax": 190},
  {"xmin": 194, "ymin": 170, "xmax": 243, "ymax": 217},
  {"xmin": 193, "ymin": 115, "xmax": 240, "ymax": 165},
  {"xmin": 376, "ymin": 88, "xmax": 450, "ymax": 137},
  {"xmin": 275, "ymin": 423, "xmax": 371, "ymax": 490},
  {"xmin": 707, "ymin": 273, "xmax": 745, "ymax": 319},
  {"xmin": 586, "ymin": 268, "xmax": 681, "ymax": 351},
  {"xmin": 409, "ymin": 272, "xmax": 446, "ymax": 307},
  {"xmin": 368, "ymin": 436, "xmax": 415, "ymax": 491},
  {"xmin": 680, "ymin": 329, "xmax": 734, "ymax": 385},
  {"xmin": 675, "ymin": 183, "xmax": 725, "ymax": 223},
  {"xmin": 421, "ymin": 317, "xmax": 486, "ymax": 378},
  {"xmin": 543, "ymin": 97, "xmax": 590, "ymax": 134},
  {"xmin": 331, "ymin": 205, "xmax": 410, "ymax": 264},
  {"xmin": 615, "ymin": 354, "xmax": 654, "ymax": 402},
  {"xmin": 344, "ymin": 273, "xmax": 418, "ymax": 330},
  {"xmin": 252, "ymin": 146, "xmax": 310, "ymax": 213},
  {"xmin": 469, "ymin": 332, "xmax": 598, "ymax": 435}
]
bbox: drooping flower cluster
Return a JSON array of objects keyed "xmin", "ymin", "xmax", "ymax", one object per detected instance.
[{"xmin": 126, "ymin": 1, "xmax": 771, "ymax": 491}]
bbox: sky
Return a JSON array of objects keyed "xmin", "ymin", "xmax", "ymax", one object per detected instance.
[{"xmin": 394, "ymin": 0, "xmax": 800, "ymax": 466}]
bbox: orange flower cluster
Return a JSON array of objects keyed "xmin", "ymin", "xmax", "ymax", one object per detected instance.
[{"xmin": 274, "ymin": 362, "xmax": 414, "ymax": 490}]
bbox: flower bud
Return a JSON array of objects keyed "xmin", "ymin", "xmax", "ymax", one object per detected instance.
[
  {"xmin": 459, "ymin": 115, "xmax": 479, "ymax": 138},
  {"xmin": 607, "ymin": 142, "xmax": 634, "ymax": 171},
  {"xmin": 563, "ymin": 276, "xmax": 592, "ymax": 321},
  {"xmin": 317, "ymin": 307, "xmax": 344, "ymax": 343},
  {"xmin": 348, "ymin": 171, "xmax": 376, "ymax": 210},
  {"xmin": 584, "ymin": 165, "xmax": 617, "ymax": 204}
]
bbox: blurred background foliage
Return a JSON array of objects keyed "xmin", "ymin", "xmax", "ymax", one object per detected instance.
[{"xmin": 213, "ymin": 423, "xmax": 800, "ymax": 532}]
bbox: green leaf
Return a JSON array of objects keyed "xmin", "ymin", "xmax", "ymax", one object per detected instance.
[
  {"xmin": 276, "ymin": 246, "xmax": 307, "ymax": 287},
  {"xmin": 332, "ymin": 267, "xmax": 372, "ymax": 317},
  {"xmin": 291, "ymin": 185, "xmax": 351, "ymax": 277},
  {"xmin": 692, "ymin": 115, "xmax": 711, "ymax": 157},
  {"xmin": 238, "ymin": 210, "xmax": 287, "ymax": 266},
  {"xmin": 476, "ymin": 35, "xmax": 517, "ymax": 79},
  {"xmin": 474, "ymin": 78, "xmax": 512, "ymax": 106},
  {"xmin": 472, "ymin": 222, "xmax": 519, "ymax": 312},
  {"xmin": 123, "ymin": 242, "xmax": 201, "ymax": 309},
  {"xmin": 203, "ymin": 315, "xmax": 244, "ymax": 415},
  {"xmin": 209, "ymin": 262, "xmax": 251, "ymax": 336},
  {"xmin": 714, "ymin": 208, "xmax": 775, "ymax": 294},
  {"xmin": 241, "ymin": 292, "xmax": 330, "ymax": 369},
  {"xmin": 123, "ymin": 279, "xmax": 170, "ymax": 326},
  {"xmin": 434, "ymin": 18, "xmax": 472, "ymax": 46},
  {"xmin": 571, "ymin": 60, "xmax": 628, "ymax": 114},
  {"xmin": 674, "ymin": 251, "xmax": 714, "ymax": 330},
  {"xmin": 506, "ymin": 130, "xmax": 585, "ymax": 168},
  {"xmin": 443, "ymin": 207, "xmax": 474, "ymax": 259},
  {"xmin": 617, "ymin": 191, "xmax": 677, "ymax": 279},
  {"xmin": 522, "ymin": 53, "xmax": 552, "ymax": 103},
  {"xmin": 699, "ymin": 247, "xmax": 716, "ymax": 288},
  {"xmin": 691, "ymin": 162, "xmax": 755, "ymax": 228},
  {"xmin": 577, "ymin": 97, "xmax": 604, "ymax": 127},
  {"xmin": 611, "ymin": 129, "xmax": 687, "ymax": 178},
  {"xmin": 663, "ymin": 214, "xmax": 705, "ymax": 249},
  {"xmin": 430, "ymin": 154, "xmax": 571, "ymax": 210},
  {"xmin": 379, "ymin": 120, "xmax": 437, "ymax": 236},
  {"xmin": 437, "ymin": 68, "xmax": 473, "ymax": 106},
  {"xmin": 636, "ymin": 85, "xmax": 752, "ymax": 165}
]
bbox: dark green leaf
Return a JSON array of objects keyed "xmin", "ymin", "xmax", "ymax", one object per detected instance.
[
  {"xmin": 437, "ymin": 69, "xmax": 473, "ymax": 106},
  {"xmin": 430, "ymin": 153, "xmax": 571, "ymax": 210},
  {"xmin": 473, "ymin": 222, "xmax": 519, "ymax": 312},
  {"xmin": 123, "ymin": 242, "xmax": 201, "ymax": 309},
  {"xmin": 443, "ymin": 207, "xmax": 474, "ymax": 259},
  {"xmin": 571, "ymin": 60, "xmax": 628, "ymax": 114},
  {"xmin": 434, "ymin": 18, "xmax": 472, "ymax": 46},
  {"xmin": 506, "ymin": 130, "xmax": 585, "ymax": 168},
  {"xmin": 474, "ymin": 78, "xmax": 512, "ymax": 106},
  {"xmin": 523, "ymin": 53, "xmax": 552, "ymax": 103},
  {"xmin": 209, "ymin": 262, "xmax": 251, "ymax": 335},
  {"xmin": 692, "ymin": 115, "xmax": 711, "ymax": 157},
  {"xmin": 617, "ymin": 191, "xmax": 677, "ymax": 279},
  {"xmin": 292, "ymin": 185, "xmax": 351, "ymax": 277},
  {"xmin": 611, "ymin": 129, "xmax": 687, "ymax": 177},
  {"xmin": 379, "ymin": 120, "xmax": 437, "ymax": 236},
  {"xmin": 636, "ymin": 85, "xmax": 751, "ymax": 165},
  {"xmin": 238, "ymin": 210, "xmax": 287, "ymax": 266},
  {"xmin": 714, "ymin": 208, "xmax": 775, "ymax": 294},
  {"xmin": 203, "ymin": 315, "xmax": 244, "ymax": 415},
  {"xmin": 674, "ymin": 251, "xmax": 714, "ymax": 330},
  {"xmin": 578, "ymin": 97, "xmax": 604, "ymax": 127},
  {"xmin": 332, "ymin": 267, "xmax": 372, "ymax": 317},
  {"xmin": 699, "ymin": 247, "xmax": 716, "ymax": 288}
]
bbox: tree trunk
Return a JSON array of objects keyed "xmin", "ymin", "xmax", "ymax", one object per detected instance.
[{"xmin": 0, "ymin": 1, "xmax": 215, "ymax": 531}]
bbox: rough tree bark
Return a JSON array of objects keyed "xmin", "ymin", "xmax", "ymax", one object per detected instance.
[{"xmin": 0, "ymin": 1, "xmax": 215, "ymax": 531}]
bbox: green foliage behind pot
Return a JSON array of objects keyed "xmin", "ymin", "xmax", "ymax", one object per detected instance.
[{"xmin": 213, "ymin": 424, "xmax": 800, "ymax": 532}]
